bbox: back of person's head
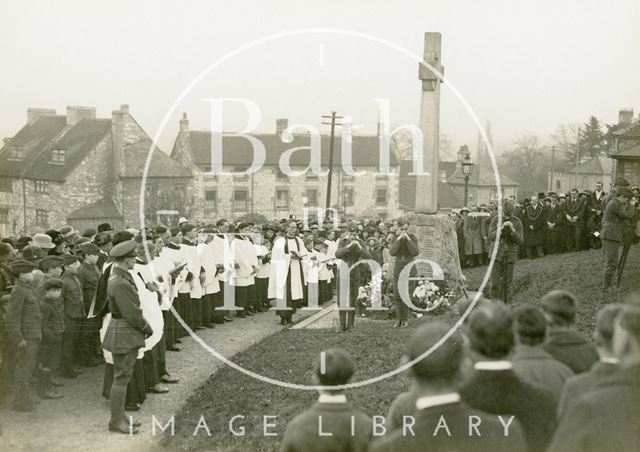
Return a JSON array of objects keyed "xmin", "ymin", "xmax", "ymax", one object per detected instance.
[
  {"xmin": 467, "ymin": 302, "xmax": 514, "ymax": 359},
  {"xmin": 314, "ymin": 348, "xmax": 355, "ymax": 387},
  {"xmin": 616, "ymin": 293, "xmax": 640, "ymax": 352},
  {"xmin": 111, "ymin": 230, "xmax": 134, "ymax": 246},
  {"xmin": 514, "ymin": 305, "xmax": 547, "ymax": 346},
  {"xmin": 594, "ymin": 303, "xmax": 623, "ymax": 350},
  {"xmin": 539, "ymin": 290, "xmax": 577, "ymax": 327},
  {"xmin": 408, "ymin": 322, "xmax": 463, "ymax": 383}
]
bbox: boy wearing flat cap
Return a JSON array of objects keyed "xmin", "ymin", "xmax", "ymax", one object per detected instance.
[
  {"xmin": 5, "ymin": 260, "xmax": 41, "ymax": 411},
  {"xmin": 103, "ymin": 240, "xmax": 153, "ymax": 434},
  {"xmin": 77, "ymin": 243, "xmax": 103, "ymax": 367},
  {"xmin": 38, "ymin": 278, "xmax": 64, "ymax": 399}
]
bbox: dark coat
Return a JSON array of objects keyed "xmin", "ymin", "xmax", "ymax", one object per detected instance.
[
  {"xmin": 5, "ymin": 279, "xmax": 42, "ymax": 344},
  {"xmin": 77, "ymin": 262, "xmax": 100, "ymax": 311},
  {"xmin": 463, "ymin": 215, "xmax": 484, "ymax": 255},
  {"xmin": 557, "ymin": 360, "xmax": 618, "ymax": 418},
  {"xmin": 370, "ymin": 400, "xmax": 527, "ymax": 452},
  {"xmin": 548, "ymin": 364, "xmax": 640, "ymax": 452},
  {"xmin": 564, "ymin": 197, "xmax": 586, "ymax": 225},
  {"xmin": 600, "ymin": 197, "xmax": 636, "ymax": 242},
  {"xmin": 281, "ymin": 401, "xmax": 372, "ymax": 452},
  {"xmin": 102, "ymin": 266, "xmax": 151, "ymax": 354},
  {"xmin": 523, "ymin": 203, "xmax": 547, "ymax": 247},
  {"xmin": 488, "ymin": 215, "xmax": 524, "ymax": 263},
  {"xmin": 61, "ymin": 272, "xmax": 84, "ymax": 319},
  {"xmin": 335, "ymin": 238, "xmax": 371, "ymax": 305},
  {"xmin": 389, "ymin": 233, "xmax": 419, "ymax": 297},
  {"xmin": 511, "ymin": 345, "xmax": 574, "ymax": 401},
  {"xmin": 460, "ymin": 368, "xmax": 557, "ymax": 452},
  {"xmin": 40, "ymin": 295, "xmax": 65, "ymax": 343},
  {"xmin": 543, "ymin": 329, "xmax": 598, "ymax": 374}
]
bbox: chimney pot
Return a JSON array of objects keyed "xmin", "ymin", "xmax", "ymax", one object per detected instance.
[
  {"xmin": 180, "ymin": 113, "xmax": 189, "ymax": 133},
  {"xmin": 120, "ymin": 104, "xmax": 129, "ymax": 113},
  {"xmin": 27, "ymin": 108, "xmax": 56, "ymax": 125},
  {"xmin": 276, "ymin": 118, "xmax": 288, "ymax": 138},
  {"xmin": 619, "ymin": 109, "xmax": 634, "ymax": 126}
]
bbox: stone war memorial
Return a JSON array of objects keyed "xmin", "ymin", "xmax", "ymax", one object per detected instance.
[{"xmin": 408, "ymin": 32, "xmax": 464, "ymax": 292}]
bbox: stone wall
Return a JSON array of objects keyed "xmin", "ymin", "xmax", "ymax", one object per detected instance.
[{"xmin": 617, "ymin": 158, "xmax": 640, "ymax": 186}]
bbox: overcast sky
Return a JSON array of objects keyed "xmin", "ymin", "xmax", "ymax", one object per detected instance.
[{"xmin": 1, "ymin": 0, "xmax": 638, "ymax": 154}]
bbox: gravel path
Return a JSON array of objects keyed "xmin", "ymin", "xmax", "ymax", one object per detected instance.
[{"xmin": 0, "ymin": 307, "xmax": 324, "ymax": 452}]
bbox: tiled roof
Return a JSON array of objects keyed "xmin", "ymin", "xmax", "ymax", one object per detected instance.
[
  {"xmin": 612, "ymin": 121, "xmax": 640, "ymax": 138},
  {"xmin": 0, "ymin": 117, "xmax": 111, "ymax": 181},
  {"xmin": 121, "ymin": 139, "xmax": 192, "ymax": 178},
  {"xmin": 610, "ymin": 143, "xmax": 640, "ymax": 158},
  {"xmin": 67, "ymin": 197, "xmax": 123, "ymax": 220},
  {"xmin": 446, "ymin": 166, "xmax": 519, "ymax": 187},
  {"xmin": 182, "ymin": 131, "xmax": 398, "ymax": 168}
]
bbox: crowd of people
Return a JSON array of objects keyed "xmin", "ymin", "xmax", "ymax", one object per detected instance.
[
  {"xmin": 282, "ymin": 291, "xmax": 640, "ymax": 452},
  {"xmin": 453, "ymin": 178, "xmax": 639, "ymax": 268}
]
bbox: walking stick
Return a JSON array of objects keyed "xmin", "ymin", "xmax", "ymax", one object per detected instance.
[{"xmin": 616, "ymin": 235, "xmax": 633, "ymax": 288}]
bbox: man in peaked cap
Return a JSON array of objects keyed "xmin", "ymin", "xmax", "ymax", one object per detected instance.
[{"xmin": 103, "ymin": 240, "xmax": 152, "ymax": 434}]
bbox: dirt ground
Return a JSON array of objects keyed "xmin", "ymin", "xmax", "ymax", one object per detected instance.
[{"xmin": 0, "ymin": 308, "xmax": 322, "ymax": 452}]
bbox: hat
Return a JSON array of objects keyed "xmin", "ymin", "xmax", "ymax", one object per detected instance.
[
  {"xmin": 558, "ymin": 193, "xmax": 566, "ymax": 198},
  {"xmin": 180, "ymin": 223, "xmax": 195, "ymax": 235},
  {"xmin": 110, "ymin": 240, "xmax": 137, "ymax": 259},
  {"xmin": 43, "ymin": 278, "xmax": 64, "ymax": 291},
  {"xmin": 58, "ymin": 225, "xmax": 76, "ymax": 239},
  {"xmin": 21, "ymin": 245, "xmax": 45, "ymax": 262},
  {"xmin": 82, "ymin": 228, "xmax": 97, "ymax": 238},
  {"xmin": 32, "ymin": 233, "xmax": 55, "ymax": 249},
  {"xmin": 62, "ymin": 254, "xmax": 80, "ymax": 266},
  {"xmin": 614, "ymin": 176, "xmax": 630, "ymax": 187},
  {"xmin": 537, "ymin": 192, "xmax": 546, "ymax": 199},
  {"xmin": 10, "ymin": 259, "xmax": 36, "ymax": 275},
  {"xmin": 616, "ymin": 187, "xmax": 634, "ymax": 199},
  {"xmin": 547, "ymin": 191, "xmax": 557, "ymax": 197},
  {"xmin": 93, "ymin": 232, "xmax": 111, "ymax": 246},
  {"xmin": 78, "ymin": 242, "xmax": 100, "ymax": 256},
  {"xmin": 125, "ymin": 228, "xmax": 140, "ymax": 236},
  {"xmin": 39, "ymin": 255, "xmax": 65, "ymax": 272},
  {"xmin": 16, "ymin": 236, "xmax": 32, "ymax": 250},
  {"xmin": 580, "ymin": 190, "xmax": 590, "ymax": 196},
  {"xmin": 460, "ymin": 206, "xmax": 470, "ymax": 213},
  {"xmin": 97, "ymin": 223, "xmax": 113, "ymax": 233},
  {"xmin": 347, "ymin": 221, "xmax": 359, "ymax": 233},
  {"xmin": 75, "ymin": 237, "xmax": 91, "ymax": 246},
  {"xmin": 45, "ymin": 230, "xmax": 64, "ymax": 245},
  {"xmin": 178, "ymin": 217, "xmax": 189, "ymax": 226},
  {"xmin": 0, "ymin": 242, "xmax": 12, "ymax": 256}
]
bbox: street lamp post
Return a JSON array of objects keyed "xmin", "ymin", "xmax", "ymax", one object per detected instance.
[{"xmin": 461, "ymin": 151, "xmax": 474, "ymax": 207}]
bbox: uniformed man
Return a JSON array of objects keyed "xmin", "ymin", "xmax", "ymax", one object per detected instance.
[
  {"xmin": 601, "ymin": 187, "xmax": 636, "ymax": 291},
  {"xmin": 103, "ymin": 240, "xmax": 152, "ymax": 434},
  {"xmin": 488, "ymin": 199, "xmax": 524, "ymax": 303}
]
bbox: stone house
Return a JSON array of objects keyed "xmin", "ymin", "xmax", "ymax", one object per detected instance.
[
  {"xmin": 0, "ymin": 105, "xmax": 191, "ymax": 236},
  {"xmin": 547, "ymin": 156, "xmax": 613, "ymax": 194},
  {"xmin": 609, "ymin": 108, "xmax": 640, "ymax": 187},
  {"xmin": 170, "ymin": 115, "xmax": 402, "ymax": 222}
]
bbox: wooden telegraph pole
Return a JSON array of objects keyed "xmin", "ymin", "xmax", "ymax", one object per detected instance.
[{"xmin": 321, "ymin": 112, "xmax": 342, "ymax": 209}]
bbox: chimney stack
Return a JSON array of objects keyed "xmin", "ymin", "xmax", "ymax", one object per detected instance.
[
  {"xmin": 618, "ymin": 109, "xmax": 634, "ymax": 126},
  {"xmin": 120, "ymin": 104, "xmax": 129, "ymax": 114},
  {"xmin": 27, "ymin": 108, "xmax": 56, "ymax": 125},
  {"xmin": 180, "ymin": 113, "xmax": 189, "ymax": 133},
  {"xmin": 276, "ymin": 118, "xmax": 288, "ymax": 138},
  {"xmin": 66, "ymin": 106, "xmax": 96, "ymax": 126},
  {"xmin": 111, "ymin": 109, "xmax": 126, "ymax": 181}
]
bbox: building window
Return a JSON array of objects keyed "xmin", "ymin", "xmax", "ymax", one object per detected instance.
[
  {"xmin": 9, "ymin": 148, "xmax": 24, "ymax": 160},
  {"xmin": 0, "ymin": 208, "xmax": 8, "ymax": 224},
  {"xmin": 0, "ymin": 178, "xmax": 12, "ymax": 193},
  {"xmin": 304, "ymin": 189, "xmax": 318, "ymax": 206},
  {"xmin": 35, "ymin": 209, "xmax": 48, "ymax": 228},
  {"xmin": 51, "ymin": 149, "xmax": 66, "ymax": 163},
  {"xmin": 344, "ymin": 188, "xmax": 354, "ymax": 206},
  {"xmin": 205, "ymin": 190, "xmax": 217, "ymax": 210},
  {"xmin": 232, "ymin": 166, "xmax": 249, "ymax": 182},
  {"xmin": 555, "ymin": 180, "xmax": 561, "ymax": 190},
  {"xmin": 35, "ymin": 180, "xmax": 49, "ymax": 193},
  {"xmin": 275, "ymin": 189, "xmax": 289, "ymax": 210},
  {"xmin": 376, "ymin": 188, "xmax": 387, "ymax": 206},
  {"xmin": 232, "ymin": 190, "xmax": 248, "ymax": 211},
  {"xmin": 375, "ymin": 174, "xmax": 388, "ymax": 182}
]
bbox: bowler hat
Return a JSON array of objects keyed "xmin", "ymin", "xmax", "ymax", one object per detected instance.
[
  {"xmin": 10, "ymin": 259, "xmax": 37, "ymax": 275},
  {"xmin": 97, "ymin": 223, "xmax": 113, "ymax": 233},
  {"xmin": 33, "ymin": 233, "xmax": 55, "ymax": 249}
]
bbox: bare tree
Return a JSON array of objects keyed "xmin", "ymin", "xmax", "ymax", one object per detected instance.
[
  {"xmin": 498, "ymin": 133, "xmax": 550, "ymax": 197},
  {"xmin": 550, "ymin": 123, "xmax": 579, "ymax": 166}
]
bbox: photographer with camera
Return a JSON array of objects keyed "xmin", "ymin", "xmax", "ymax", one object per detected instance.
[{"xmin": 488, "ymin": 199, "xmax": 524, "ymax": 303}]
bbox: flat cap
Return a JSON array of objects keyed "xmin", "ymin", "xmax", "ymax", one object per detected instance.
[
  {"xmin": 11, "ymin": 259, "xmax": 37, "ymax": 275},
  {"xmin": 110, "ymin": 239, "xmax": 137, "ymax": 259},
  {"xmin": 614, "ymin": 176, "xmax": 630, "ymax": 187},
  {"xmin": 62, "ymin": 254, "xmax": 80, "ymax": 266},
  {"xmin": 82, "ymin": 228, "xmax": 97, "ymax": 238},
  {"xmin": 39, "ymin": 255, "xmax": 65, "ymax": 272},
  {"xmin": 43, "ymin": 278, "xmax": 64, "ymax": 291},
  {"xmin": 78, "ymin": 242, "xmax": 101, "ymax": 255}
]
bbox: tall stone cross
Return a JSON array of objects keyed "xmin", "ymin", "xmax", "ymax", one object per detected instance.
[{"xmin": 416, "ymin": 32, "xmax": 443, "ymax": 214}]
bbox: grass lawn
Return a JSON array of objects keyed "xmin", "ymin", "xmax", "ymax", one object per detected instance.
[{"xmin": 163, "ymin": 246, "xmax": 639, "ymax": 451}]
